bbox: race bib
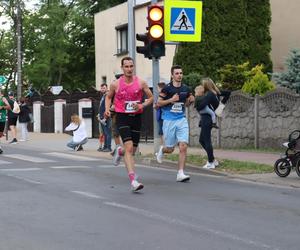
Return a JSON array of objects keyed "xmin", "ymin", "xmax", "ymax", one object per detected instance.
[
  {"xmin": 125, "ymin": 101, "xmax": 139, "ymax": 113},
  {"xmin": 170, "ymin": 102, "xmax": 184, "ymax": 113}
]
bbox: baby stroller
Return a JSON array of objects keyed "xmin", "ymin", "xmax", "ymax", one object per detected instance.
[{"xmin": 274, "ymin": 130, "xmax": 300, "ymax": 177}]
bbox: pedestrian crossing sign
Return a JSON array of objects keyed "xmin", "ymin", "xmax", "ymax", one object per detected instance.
[{"xmin": 164, "ymin": 0, "xmax": 203, "ymax": 42}]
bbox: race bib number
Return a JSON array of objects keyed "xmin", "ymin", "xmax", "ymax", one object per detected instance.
[
  {"xmin": 170, "ymin": 102, "xmax": 184, "ymax": 113},
  {"xmin": 125, "ymin": 101, "xmax": 139, "ymax": 113}
]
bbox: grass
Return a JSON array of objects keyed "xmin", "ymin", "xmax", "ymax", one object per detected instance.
[{"xmin": 141, "ymin": 154, "xmax": 273, "ymax": 175}]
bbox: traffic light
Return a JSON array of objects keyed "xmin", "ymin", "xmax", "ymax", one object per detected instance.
[
  {"xmin": 148, "ymin": 5, "xmax": 165, "ymax": 58},
  {"xmin": 136, "ymin": 33, "xmax": 151, "ymax": 59}
]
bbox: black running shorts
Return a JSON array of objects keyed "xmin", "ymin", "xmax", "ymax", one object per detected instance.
[{"xmin": 115, "ymin": 113, "xmax": 142, "ymax": 147}]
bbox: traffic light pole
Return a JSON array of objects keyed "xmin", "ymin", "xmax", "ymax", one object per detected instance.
[
  {"xmin": 151, "ymin": 0, "xmax": 160, "ymax": 154},
  {"xmin": 152, "ymin": 58, "xmax": 160, "ymax": 153}
]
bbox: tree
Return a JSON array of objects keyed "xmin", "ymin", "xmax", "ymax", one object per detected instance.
[
  {"xmin": 272, "ymin": 49, "xmax": 300, "ymax": 93},
  {"xmin": 174, "ymin": 0, "xmax": 272, "ymax": 81}
]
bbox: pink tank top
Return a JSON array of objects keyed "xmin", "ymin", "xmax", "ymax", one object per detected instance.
[{"xmin": 114, "ymin": 76, "xmax": 143, "ymax": 114}]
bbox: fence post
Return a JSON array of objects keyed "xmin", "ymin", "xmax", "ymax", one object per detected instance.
[
  {"xmin": 78, "ymin": 98, "xmax": 92, "ymax": 138},
  {"xmin": 254, "ymin": 94, "xmax": 259, "ymax": 149},
  {"xmin": 54, "ymin": 99, "xmax": 66, "ymax": 133},
  {"xmin": 217, "ymin": 117, "xmax": 221, "ymax": 148},
  {"xmin": 33, "ymin": 101, "xmax": 44, "ymax": 132}
]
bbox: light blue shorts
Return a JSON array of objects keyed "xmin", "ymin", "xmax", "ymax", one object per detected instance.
[{"xmin": 163, "ymin": 117, "xmax": 189, "ymax": 147}]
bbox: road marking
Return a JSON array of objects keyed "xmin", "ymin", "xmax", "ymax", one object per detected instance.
[
  {"xmin": 71, "ymin": 191, "xmax": 106, "ymax": 199},
  {"xmin": 51, "ymin": 166, "xmax": 91, "ymax": 169},
  {"xmin": 44, "ymin": 152, "xmax": 99, "ymax": 161},
  {"xmin": 3, "ymin": 154, "xmax": 55, "ymax": 163},
  {"xmin": 95, "ymin": 165, "xmax": 123, "ymax": 168},
  {"xmin": 3, "ymin": 173, "xmax": 44, "ymax": 184},
  {"xmin": 0, "ymin": 168, "xmax": 41, "ymax": 171},
  {"xmin": 104, "ymin": 201, "xmax": 279, "ymax": 250},
  {"xmin": 0, "ymin": 160, "xmax": 12, "ymax": 165}
]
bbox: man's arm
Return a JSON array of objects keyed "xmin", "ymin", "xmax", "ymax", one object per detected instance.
[
  {"xmin": 1, "ymin": 97, "xmax": 10, "ymax": 110},
  {"xmin": 104, "ymin": 81, "xmax": 117, "ymax": 118},
  {"xmin": 157, "ymin": 91, "xmax": 179, "ymax": 107},
  {"xmin": 133, "ymin": 80, "xmax": 153, "ymax": 111}
]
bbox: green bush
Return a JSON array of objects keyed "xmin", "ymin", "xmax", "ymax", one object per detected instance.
[
  {"xmin": 218, "ymin": 62, "xmax": 251, "ymax": 90},
  {"xmin": 183, "ymin": 72, "xmax": 203, "ymax": 92},
  {"xmin": 242, "ymin": 65, "xmax": 275, "ymax": 96}
]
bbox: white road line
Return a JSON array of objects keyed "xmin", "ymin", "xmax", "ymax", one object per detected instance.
[
  {"xmin": 3, "ymin": 173, "xmax": 44, "ymax": 184},
  {"xmin": 44, "ymin": 152, "xmax": 99, "ymax": 161},
  {"xmin": 51, "ymin": 166, "xmax": 91, "ymax": 169},
  {"xmin": 71, "ymin": 191, "xmax": 106, "ymax": 199},
  {"xmin": 104, "ymin": 201, "xmax": 279, "ymax": 250},
  {"xmin": 95, "ymin": 165, "xmax": 123, "ymax": 168},
  {"xmin": 0, "ymin": 168, "xmax": 41, "ymax": 171},
  {"xmin": 3, "ymin": 154, "xmax": 55, "ymax": 163},
  {"xmin": 0, "ymin": 160, "xmax": 12, "ymax": 165}
]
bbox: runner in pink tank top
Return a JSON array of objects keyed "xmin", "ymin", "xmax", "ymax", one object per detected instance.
[
  {"xmin": 104, "ymin": 57, "xmax": 153, "ymax": 192},
  {"xmin": 114, "ymin": 75, "xmax": 143, "ymax": 114}
]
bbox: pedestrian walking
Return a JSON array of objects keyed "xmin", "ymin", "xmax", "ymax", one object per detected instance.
[
  {"xmin": 98, "ymin": 83, "xmax": 112, "ymax": 152},
  {"xmin": 104, "ymin": 56, "xmax": 153, "ymax": 192},
  {"xmin": 7, "ymin": 91, "xmax": 19, "ymax": 144},
  {"xmin": 194, "ymin": 78, "xmax": 231, "ymax": 169},
  {"xmin": 0, "ymin": 90, "xmax": 10, "ymax": 154},
  {"xmin": 156, "ymin": 65, "xmax": 195, "ymax": 182},
  {"xmin": 65, "ymin": 114, "xmax": 88, "ymax": 151},
  {"xmin": 18, "ymin": 97, "xmax": 32, "ymax": 141}
]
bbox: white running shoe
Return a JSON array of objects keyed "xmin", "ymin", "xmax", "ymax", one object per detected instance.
[
  {"xmin": 176, "ymin": 172, "xmax": 190, "ymax": 182},
  {"xmin": 156, "ymin": 145, "xmax": 164, "ymax": 163},
  {"xmin": 213, "ymin": 159, "xmax": 219, "ymax": 167},
  {"xmin": 202, "ymin": 161, "xmax": 216, "ymax": 169},
  {"xmin": 131, "ymin": 180, "xmax": 144, "ymax": 192},
  {"xmin": 112, "ymin": 145, "xmax": 122, "ymax": 166}
]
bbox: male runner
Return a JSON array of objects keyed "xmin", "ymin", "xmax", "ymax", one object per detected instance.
[
  {"xmin": 105, "ymin": 57, "xmax": 153, "ymax": 192},
  {"xmin": 156, "ymin": 65, "xmax": 194, "ymax": 182}
]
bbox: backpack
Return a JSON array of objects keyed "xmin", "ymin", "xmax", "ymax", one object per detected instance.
[{"xmin": 12, "ymin": 101, "xmax": 20, "ymax": 114}]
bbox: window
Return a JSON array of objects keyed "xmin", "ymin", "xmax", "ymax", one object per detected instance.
[{"xmin": 116, "ymin": 24, "xmax": 128, "ymax": 55}]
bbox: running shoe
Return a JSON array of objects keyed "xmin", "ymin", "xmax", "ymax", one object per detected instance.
[
  {"xmin": 202, "ymin": 161, "xmax": 216, "ymax": 169},
  {"xmin": 176, "ymin": 172, "xmax": 190, "ymax": 182},
  {"xmin": 156, "ymin": 145, "xmax": 164, "ymax": 163},
  {"xmin": 131, "ymin": 180, "xmax": 144, "ymax": 192},
  {"xmin": 213, "ymin": 159, "xmax": 219, "ymax": 167},
  {"xmin": 75, "ymin": 144, "xmax": 81, "ymax": 151},
  {"xmin": 9, "ymin": 138, "xmax": 18, "ymax": 144},
  {"xmin": 112, "ymin": 145, "xmax": 122, "ymax": 166}
]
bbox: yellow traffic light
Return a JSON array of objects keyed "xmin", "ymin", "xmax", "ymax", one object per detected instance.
[
  {"xmin": 149, "ymin": 7, "xmax": 163, "ymax": 22},
  {"xmin": 149, "ymin": 24, "xmax": 163, "ymax": 39}
]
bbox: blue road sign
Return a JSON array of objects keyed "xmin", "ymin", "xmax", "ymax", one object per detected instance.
[{"xmin": 170, "ymin": 7, "xmax": 196, "ymax": 35}]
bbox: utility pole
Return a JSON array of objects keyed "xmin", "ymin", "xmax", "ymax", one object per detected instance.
[
  {"xmin": 128, "ymin": 0, "xmax": 136, "ymax": 65},
  {"xmin": 16, "ymin": 0, "xmax": 22, "ymax": 99}
]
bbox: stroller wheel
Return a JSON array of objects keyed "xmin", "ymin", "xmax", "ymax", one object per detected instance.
[
  {"xmin": 274, "ymin": 158, "xmax": 291, "ymax": 177},
  {"xmin": 295, "ymin": 158, "xmax": 300, "ymax": 177}
]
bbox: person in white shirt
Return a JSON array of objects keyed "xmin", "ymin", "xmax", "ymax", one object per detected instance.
[{"xmin": 65, "ymin": 114, "xmax": 88, "ymax": 151}]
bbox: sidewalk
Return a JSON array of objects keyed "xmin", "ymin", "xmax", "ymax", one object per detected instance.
[{"xmin": 3, "ymin": 132, "xmax": 300, "ymax": 189}]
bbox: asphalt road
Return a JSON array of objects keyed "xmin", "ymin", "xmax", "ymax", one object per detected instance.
[{"xmin": 0, "ymin": 145, "xmax": 299, "ymax": 250}]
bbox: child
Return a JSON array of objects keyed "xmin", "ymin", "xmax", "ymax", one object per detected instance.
[{"xmin": 194, "ymin": 85, "xmax": 218, "ymax": 128}]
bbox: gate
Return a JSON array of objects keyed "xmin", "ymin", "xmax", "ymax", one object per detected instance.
[
  {"xmin": 41, "ymin": 105, "xmax": 54, "ymax": 133},
  {"xmin": 92, "ymin": 100, "xmax": 100, "ymax": 138},
  {"xmin": 63, "ymin": 103, "xmax": 79, "ymax": 134},
  {"xmin": 140, "ymin": 106, "xmax": 153, "ymax": 142}
]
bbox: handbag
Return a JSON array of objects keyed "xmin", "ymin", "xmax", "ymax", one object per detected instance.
[
  {"xmin": 215, "ymin": 102, "xmax": 225, "ymax": 117},
  {"xmin": 12, "ymin": 101, "xmax": 20, "ymax": 114}
]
